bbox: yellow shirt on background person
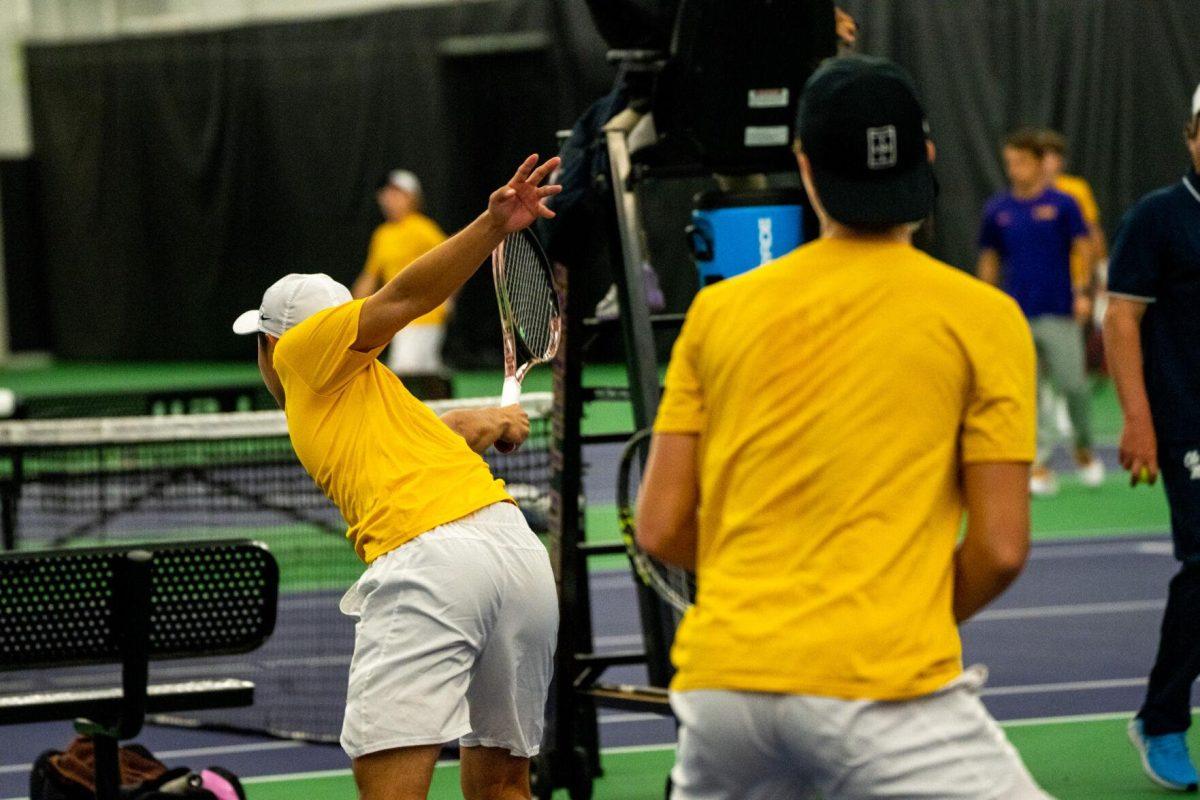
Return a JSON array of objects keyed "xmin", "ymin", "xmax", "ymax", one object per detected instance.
[
  {"xmin": 1055, "ymin": 174, "xmax": 1100, "ymax": 226},
  {"xmin": 1054, "ymin": 175, "xmax": 1099, "ymax": 287},
  {"xmin": 275, "ymin": 299, "xmax": 511, "ymax": 563},
  {"xmin": 655, "ymin": 237, "xmax": 1036, "ymax": 701},
  {"xmin": 365, "ymin": 213, "xmax": 449, "ymax": 327}
]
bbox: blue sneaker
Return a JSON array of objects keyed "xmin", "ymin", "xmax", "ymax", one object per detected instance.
[{"xmin": 1129, "ymin": 718, "xmax": 1200, "ymax": 792}]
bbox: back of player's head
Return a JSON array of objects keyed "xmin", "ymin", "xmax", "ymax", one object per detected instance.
[{"xmin": 794, "ymin": 55, "xmax": 937, "ymax": 229}]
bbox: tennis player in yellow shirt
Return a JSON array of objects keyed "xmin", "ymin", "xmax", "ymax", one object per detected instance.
[
  {"xmin": 1039, "ymin": 129, "xmax": 1107, "ymax": 277},
  {"xmin": 352, "ymin": 170, "xmax": 451, "ymax": 376},
  {"xmin": 638, "ymin": 56, "xmax": 1051, "ymax": 799},
  {"xmin": 232, "ymin": 154, "xmax": 561, "ymax": 800}
]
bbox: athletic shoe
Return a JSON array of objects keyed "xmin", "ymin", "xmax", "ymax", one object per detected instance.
[
  {"xmin": 1077, "ymin": 456, "xmax": 1106, "ymax": 488},
  {"xmin": 594, "ymin": 284, "xmax": 620, "ymax": 320},
  {"xmin": 1128, "ymin": 718, "xmax": 1199, "ymax": 792},
  {"xmin": 593, "ymin": 264, "xmax": 666, "ymax": 321},
  {"xmin": 1030, "ymin": 468, "xmax": 1059, "ymax": 497}
]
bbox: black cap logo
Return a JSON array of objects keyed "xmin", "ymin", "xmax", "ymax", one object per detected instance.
[{"xmin": 867, "ymin": 126, "xmax": 898, "ymax": 170}]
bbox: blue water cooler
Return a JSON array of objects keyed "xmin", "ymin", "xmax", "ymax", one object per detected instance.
[{"xmin": 687, "ymin": 189, "xmax": 807, "ymax": 285}]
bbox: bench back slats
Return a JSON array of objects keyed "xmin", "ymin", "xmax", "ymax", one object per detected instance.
[{"xmin": 0, "ymin": 541, "xmax": 278, "ymax": 670}]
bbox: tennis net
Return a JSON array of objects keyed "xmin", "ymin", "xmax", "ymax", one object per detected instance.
[{"xmin": 0, "ymin": 393, "xmax": 552, "ymax": 742}]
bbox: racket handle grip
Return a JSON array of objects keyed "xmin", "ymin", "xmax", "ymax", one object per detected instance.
[{"xmin": 500, "ymin": 376, "xmax": 521, "ymax": 407}]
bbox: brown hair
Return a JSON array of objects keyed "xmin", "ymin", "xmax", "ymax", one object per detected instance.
[
  {"xmin": 1003, "ymin": 127, "xmax": 1045, "ymax": 159},
  {"xmin": 1187, "ymin": 113, "xmax": 1200, "ymax": 140},
  {"xmin": 1037, "ymin": 128, "xmax": 1068, "ymax": 156}
]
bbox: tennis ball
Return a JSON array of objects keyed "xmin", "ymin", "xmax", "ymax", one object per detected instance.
[{"xmin": 1138, "ymin": 467, "xmax": 1151, "ymax": 484}]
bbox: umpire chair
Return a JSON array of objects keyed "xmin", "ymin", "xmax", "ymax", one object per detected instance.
[{"xmin": 542, "ymin": 1, "xmax": 837, "ymax": 797}]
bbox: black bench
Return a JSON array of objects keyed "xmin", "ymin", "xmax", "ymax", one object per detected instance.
[{"xmin": 0, "ymin": 540, "xmax": 279, "ymax": 800}]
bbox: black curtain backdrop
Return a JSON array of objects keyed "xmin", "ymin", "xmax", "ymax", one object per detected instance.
[
  {"xmin": 20, "ymin": 0, "xmax": 1200, "ymax": 360},
  {"xmin": 839, "ymin": 0, "xmax": 1200, "ymax": 272},
  {"xmin": 23, "ymin": 0, "xmax": 613, "ymax": 361},
  {"xmin": 1, "ymin": 159, "xmax": 51, "ymax": 352}
]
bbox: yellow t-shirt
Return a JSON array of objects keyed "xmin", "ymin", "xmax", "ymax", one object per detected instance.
[
  {"xmin": 656, "ymin": 237, "xmax": 1036, "ymax": 701},
  {"xmin": 1055, "ymin": 174, "xmax": 1100, "ymax": 226},
  {"xmin": 274, "ymin": 299, "xmax": 511, "ymax": 563},
  {"xmin": 365, "ymin": 214, "xmax": 449, "ymax": 327}
]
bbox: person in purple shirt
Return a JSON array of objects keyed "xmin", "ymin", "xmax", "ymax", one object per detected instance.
[{"xmin": 977, "ymin": 127, "xmax": 1101, "ymax": 497}]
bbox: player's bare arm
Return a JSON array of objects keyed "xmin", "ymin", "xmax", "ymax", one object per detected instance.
[
  {"xmin": 354, "ymin": 154, "xmax": 561, "ymax": 351},
  {"xmin": 636, "ymin": 432, "xmax": 700, "ymax": 571},
  {"xmin": 976, "ymin": 249, "xmax": 1002, "ymax": 286},
  {"xmin": 1088, "ymin": 222, "xmax": 1108, "ymax": 264},
  {"xmin": 953, "ymin": 462, "xmax": 1031, "ymax": 622},
  {"xmin": 440, "ymin": 406, "xmax": 530, "ymax": 455},
  {"xmin": 1070, "ymin": 235, "xmax": 1093, "ymax": 323},
  {"xmin": 1103, "ymin": 296, "xmax": 1158, "ymax": 485}
]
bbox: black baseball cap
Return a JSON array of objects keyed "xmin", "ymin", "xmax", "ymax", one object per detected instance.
[{"xmin": 796, "ymin": 56, "xmax": 937, "ymax": 227}]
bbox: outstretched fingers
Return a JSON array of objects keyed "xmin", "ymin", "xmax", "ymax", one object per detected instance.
[
  {"xmin": 527, "ymin": 156, "xmax": 561, "ymax": 187},
  {"xmin": 534, "ymin": 183, "xmax": 561, "ymax": 218},
  {"xmin": 508, "ymin": 154, "xmax": 539, "ymax": 185}
]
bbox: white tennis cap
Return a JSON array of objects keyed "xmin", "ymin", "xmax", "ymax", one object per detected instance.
[
  {"xmin": 382, "ymin": 169, "xmax": 422, "ymax": 196},
  {"xmin": 1193, "ymin": 82, "xmax": 1200, "ymax": 118},
  {"xmin": 232, "ymin": 273, "xmax": 352, "ymax": 338}
]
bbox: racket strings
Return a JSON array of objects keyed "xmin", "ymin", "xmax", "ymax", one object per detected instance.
[
  {"xmin": 500, "ymin": 235, "xmax": 559, "ymax": 361},
  {"xmin": 620, "ymin": 431, "xmax": 697, "ymax": 617}
]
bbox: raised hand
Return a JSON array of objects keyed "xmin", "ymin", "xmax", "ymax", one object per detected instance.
[{"xmin": 487, "ymin": 154, "xmax": 562, "ymax": 234}]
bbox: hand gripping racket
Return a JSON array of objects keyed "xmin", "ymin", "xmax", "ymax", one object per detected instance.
[
  {"xmin": 617, "ymin": 429, "xmax": 697, "ymax": 614},
  {"xmin": 492, "ymin": 227, "xmax": 561, "ymax": 451}
]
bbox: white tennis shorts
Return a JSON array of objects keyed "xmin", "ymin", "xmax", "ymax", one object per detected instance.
[
  {"xmin": 670, "ymin": 667, "xmax": 1053, "ymax": 800},
  {"xmin": 386, "ymin": 323, "xmax": 446, "ymax": 374},
  {"xmin": 339, "ymin": 502, "xmax": 557, "ymax": 759}
]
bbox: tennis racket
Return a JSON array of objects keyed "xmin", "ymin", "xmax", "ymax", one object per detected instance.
[
  {"xmin": 492, "ymin": 227, "xmax": 561, "ymax": 452},
  {"xmin": 617, "ymin": 429, "xmax": 697, "ymax": 615}
]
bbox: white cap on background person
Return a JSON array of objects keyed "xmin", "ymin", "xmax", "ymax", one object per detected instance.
[
  {"xmin": 232, "ymin": 273, "xmax": 352, "ymax": 338},
  {"xmin": 380, "ymin": 169, "xmax": 422, "ymax": 196},
  {"xmin": 1193, "ymin": 81, "xmax": 1200, "ymax": 118}
]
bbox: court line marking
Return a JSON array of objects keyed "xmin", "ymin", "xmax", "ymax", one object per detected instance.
[
  {"xmin": 0, "ymin": 740, "xmax": 304, "ymax": 777},
  {"xmin": 1028, "ymin": 538, "xmax": 1172, "ymax": 558},
  {"xmin": 972, "ymin": 599, "xmax": 1163, "ymax": 621},
  {"xmin": 600, "ymin": 711, "xmax": 669, "ymax": 724},
  {"xmin": 981, "ymin": 677, "xmax": 1147, "ymax": 696},
  {"xmin": 1000, "ymin": 709, "xmax": 1147, "ymax": 728}
]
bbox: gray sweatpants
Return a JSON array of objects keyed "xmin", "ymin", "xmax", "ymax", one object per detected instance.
[{"xmin": 1030, "ymin": 314, "xmax": 1093, "ymax": 464}]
